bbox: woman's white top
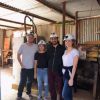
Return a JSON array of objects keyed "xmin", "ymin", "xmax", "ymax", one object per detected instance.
[{"xmin": 62, "ymin": 49, "xmax": 79, "ymax": 67}]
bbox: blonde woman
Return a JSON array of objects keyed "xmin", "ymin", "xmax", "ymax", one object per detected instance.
[{"xmin": 62, "ymin": 34, "xmax": 79, "ymax": 100}]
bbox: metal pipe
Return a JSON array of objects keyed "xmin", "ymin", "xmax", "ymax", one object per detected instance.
[
  {"xmin": 24, "ymin": 15, "xmax": 38, "ymax": 43},
  {"xmin": 24, "ymin": 15, "xmax": 37, "ymax": 35}
]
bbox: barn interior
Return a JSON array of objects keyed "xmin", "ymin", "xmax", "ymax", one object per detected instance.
[{"xmin": 0, "ymin": 0, "xmax": 100, "ymax": 100}]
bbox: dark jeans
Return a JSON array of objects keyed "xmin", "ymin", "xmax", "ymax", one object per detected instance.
[
  {"xmin": 48, "ymin": 69, "xmax": 63, "ymax": 100},
  {"xmin": 17, "ymin": 68, "xmax": 34, "ymax": 97},
  {"xmin": 62, "ymin": 79, "xmax": 72, "ymax": 100}
]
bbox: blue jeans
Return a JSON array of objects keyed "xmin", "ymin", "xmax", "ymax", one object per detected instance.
[
  {"xmin": 62, "ymin": 79, "xmax": 72, "ymax": 100},
  {"xmin": 37, "ymin": 68, "xmax": 49, "ymax": 97}
]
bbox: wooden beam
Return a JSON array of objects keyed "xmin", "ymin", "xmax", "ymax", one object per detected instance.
[
  {"xmin": 75, "ymin": 11, "xmax": 78, "ymax": 44},
  {"xmin": 12, "ymin": 27, "xmax": 31, "ymax": 31},
  {"xmin": 36, "ymin": 0, "xmax": 75, "ymax": 19},
  {"xmin": 62, "ymin": 1, "xmax": 66, "ymax": 38},
  {"xmin": 97, "ymin": 0, "xmax": 100, "ymax": 6},
  {"xmin": 58, "ymin": 20, "xmax": 75, "ymax": 24},
  {"xmin": 0, "ymin": 25, "xmax": 31, "ymax": 31},
  {"xmin": 0, "ymin": 18, "xmax": 32, "ymax": 26},
  {"xmin": 0, "ymin": 2, "xmax": 56, "ymax": 23},
  {"xmin": 78, "ymin": 15, "xmax": 100, "ymax": 20},
  {"xmin": 0, "ymin": 24, "xmax": 20, "ymax": 29}
]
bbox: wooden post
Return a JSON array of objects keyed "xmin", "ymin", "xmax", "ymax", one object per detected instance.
[
  {"xmin": 75, "ymin": 11, "xmax": 78, "ymax": 45},
  {"xmin": 62, "ymin": 1, "xmax": 66, "ymax": 41},
  {"xmin": 1, "ymin": 30, "xmax": 5, "ymax": 68}
]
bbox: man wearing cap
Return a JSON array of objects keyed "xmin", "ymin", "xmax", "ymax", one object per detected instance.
[
  {"xmin": 47, "ymin": 33, "xmax": 65, "ymax": 100},
  {"xmin": 17, "ymin": 34, "xmax": 38, "ymax": 100}
]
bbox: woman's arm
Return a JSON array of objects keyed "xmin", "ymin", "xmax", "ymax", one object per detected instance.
[{"xmin": 68, "ymin": 55, "xmax": 79, "ymax": 86}]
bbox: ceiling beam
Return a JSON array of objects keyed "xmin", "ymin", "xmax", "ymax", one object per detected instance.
[
  {"xmin": 0, "ymin": 24, "xmax": 31, "ymax": 30},
  {"xmin": 58, "ymin": 20, "xmax": 75, "ymax": 24},
  {"xmin": 0, "ymin": 2, "xmax": 56, "ymax": 23},
  {"xmin": 0, "ymin": 24, "xmax": 20, "ymax": 29},
  {"xmin": 12, "ymin": 26, "xmax": 31, "ymax": 31},
  {"xmin": 0, "ymin": 18, "xmax": 32, "ymax": 26},
  {"xmin": 36, "ymin": 0, "xmax": 75, "ymax": 19},
  {"xmin": 97, "ymin": 0, "xmax": 100, "ymax": 6}
]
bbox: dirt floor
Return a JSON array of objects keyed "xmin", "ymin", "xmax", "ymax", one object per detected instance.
[{"xmin": 0, "ymin": 66, "xmax": 94, "ymax": 100}]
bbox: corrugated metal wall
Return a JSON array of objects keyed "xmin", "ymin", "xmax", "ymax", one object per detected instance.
[{"xmin": 78, "ymin": 17, "xmax": 100, "ymax": 44}]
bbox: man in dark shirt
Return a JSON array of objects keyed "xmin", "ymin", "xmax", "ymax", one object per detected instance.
[{"xmin": 47, "ymin": 33, "xmax": 65, "ymax": 100}]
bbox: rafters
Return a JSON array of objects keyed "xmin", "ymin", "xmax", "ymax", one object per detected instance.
[
  {"xmin": 0, "ymin": 18, "xmax": 32, "ymax": 26},
  {"xmin": 0, "ymin": 2, "xmax": 56, "ymax": 23},
  {"xmin": 36, "ymin": 0, "xmax": 75, "ymax": 19},
  {"xmin": 0, "ymin": 24, "xmax": 20, "ymax": 29}
]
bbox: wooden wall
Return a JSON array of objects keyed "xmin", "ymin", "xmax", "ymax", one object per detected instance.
[{"xmin": 37, "ymin": 23, "xmax": 75, "ymax": 44}]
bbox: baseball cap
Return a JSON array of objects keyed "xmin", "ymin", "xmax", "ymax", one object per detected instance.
[{"xmin": 63, "ymin": 34, "xmax": 75, "ymax": 41}]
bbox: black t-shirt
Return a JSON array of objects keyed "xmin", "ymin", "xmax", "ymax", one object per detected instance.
[{"xmin": 34, "ymin": 52, "xmax": 48, "ymax": 68}]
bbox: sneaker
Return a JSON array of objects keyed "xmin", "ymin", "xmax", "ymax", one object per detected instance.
[
  {"xmin": 28, "ymin": 94, "xmax": 33, "ymax": 100},
  {"xmin": 38, "ymin": 96, "xmax": 42, "ymax": 100},
  {"xmin": 16, "ymin": 97, "xmax": 22, "ymax": 100},
  {"xmin": 44, "ymin": 97, "xmax": 48, "ymax": 100}
]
